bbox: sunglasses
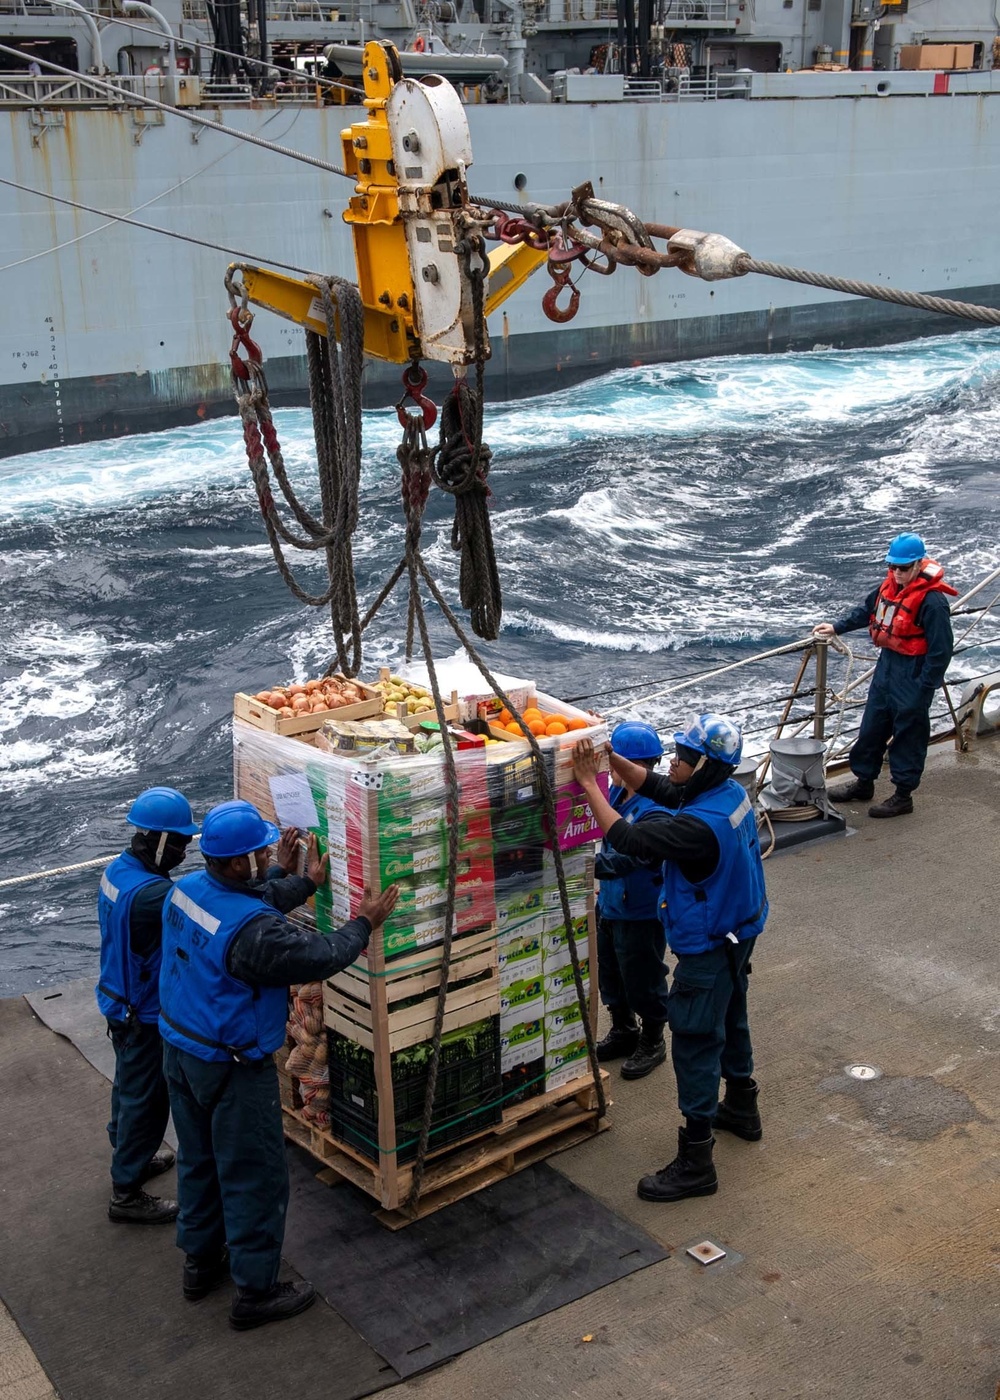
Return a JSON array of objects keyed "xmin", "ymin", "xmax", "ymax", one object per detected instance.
[{"xmin": 890, "ymin": 562, "xmax": 918, "ymax": 573}]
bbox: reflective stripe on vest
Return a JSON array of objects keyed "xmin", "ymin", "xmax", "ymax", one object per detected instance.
[
  {"xmin": 658, "ymin": 778, "xmax": 769, "ymax": 956},
  {"xmin": 158, "ymin": 869, "xmax": 287, "ymax": 1064},
  {"xmin": 95, "ymin": 851, "xmax": 166, "ymax": 1025},
  {"xmin": 170, "ymin": 886, "xmax": 221, "ymax": 936}
]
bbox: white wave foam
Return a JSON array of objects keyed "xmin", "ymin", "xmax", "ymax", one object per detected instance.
[
  {"xmin": 501, "ymin": 609, "xmax": 684, "ymax": 653},
  {"xmin": 4, "ymin": 331, "xmax": 1000, "ymax": 525}
]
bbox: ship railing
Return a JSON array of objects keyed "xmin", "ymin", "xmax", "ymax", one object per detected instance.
[
  {"xmin": 621, "ymin": 70, "xmax": 751, "ymax": 101},
  {"xmin": 661, "ymin": 0, "xmax": 735, "ymax": 20},
  {"xmin": 540, "ymin": 0, "xmax": 617, "ymax": 19},
  {"xmin": 0, "ymin": 72, "xmax": 145, "ymax": 103}
]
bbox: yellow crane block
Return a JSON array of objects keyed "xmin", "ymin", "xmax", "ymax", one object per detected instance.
[{"xmin": 229, "ymin": 41, "xmax": 547, "ymax": 363}]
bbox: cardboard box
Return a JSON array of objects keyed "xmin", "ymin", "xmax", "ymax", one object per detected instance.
[
  {"xmin": 544, "ymin": 998, "xmax": 584, "ymax": 1051},
  {"xmin": 498, "ymin": 932, "xmax": 543, "ymax": 988},
  {"xmin": 541, "ymin": 915, "xmax": 590, "ymax": 964},
  {"xmin": 500, "ymin": 1017, "xmax": 544, "ymax": 1073},
  {"xmin": 545, "ymin": 1037, "xmax": 589, "ymax": 1090},
  {"xmin": 500, "ymin": 973, "xmax": 545, "ymax": 1030},
  {"xmin": 898, "ymin": 43, "xmax": 974, "ymax": 69},
  {"xmin": 543, "ymin": 958, "xmax": 591, "ymax": 1011}
]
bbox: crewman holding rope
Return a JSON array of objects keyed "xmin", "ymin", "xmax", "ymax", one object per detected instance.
[
  {"xmin": 573, "ymin": 715, "xmax": 767, "ymax": 1203},
  {"xmin": 814, "ymin": 532, "xmax": 956, "ymax": 818},
  {"xmin": 96, "ymin": 786, "xmax": 200, "ymax": 1226},
  {"xmin": 594, "ymin": 722, "xmax": 671, "ymax": 1080},
  {"xmin": 159, "ymin": 799, "xmax": 398, "ymax": 1330}
]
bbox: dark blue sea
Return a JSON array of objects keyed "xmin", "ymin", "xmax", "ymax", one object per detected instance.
[{"xmin": 2, "ymin": 331, "xmax": 999, "ymax": 995}]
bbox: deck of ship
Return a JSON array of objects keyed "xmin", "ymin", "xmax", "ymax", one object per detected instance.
[{"xmin": 2, "ymin": 739, "xmax": 998, "ymax": 1400}]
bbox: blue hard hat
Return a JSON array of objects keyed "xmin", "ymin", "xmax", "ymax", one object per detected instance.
[
  {"xmin": 199, "ymin": 799, "xmax": 279, "ymax": 859},
  {"xmin": 673, "ymin": 713, "xmax": 743, "ymax": 767},
  {"xmin": 885, "ymin": 533, "xmax": 927, "ymax": 566},
  {"xmin": 126, "ymin": 787, "xmax": 199, "ymax": 836},
  {"xmin": 610, "ymin": 721, "xmax": 664, "ymax": 761}
]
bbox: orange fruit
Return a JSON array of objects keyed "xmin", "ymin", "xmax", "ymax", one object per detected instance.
[
  {"xmin": 498, "ymin": 708, "xmax": 512, "ymax": 726},
  {"xmin": 566, "ymin": 717, "xmax": 589, "ymax": 731},
  {"xmin": 528, "ymin": 718, "xmax": 547, "ymax": 736},
  {"xmin": 523, "ymin": 707, "xmax": 543, "ymax": 723},
  {"xmin": 545, "ymin": 720, "xmax": 568, "ymax": 737},
  {"xmin": 506, "ymin": 721, "xmax": 526, "ymax": 736}
]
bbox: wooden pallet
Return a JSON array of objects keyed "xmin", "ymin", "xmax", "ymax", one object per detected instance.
[{"xmin": 283, "ymin": 1067, "xmax": 610, "ymax": 1226}]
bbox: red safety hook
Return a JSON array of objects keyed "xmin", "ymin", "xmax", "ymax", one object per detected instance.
[
  {"xmin": 542, "ymin": 261, "xmax": 581, "ymax": 324},
  {"xmin": 396, "ymin": 363, "xmax": 438, "ymax": 430},
  {"xmin": 228, "ymin": 306, "xmax": 263, "ymax": 382}
]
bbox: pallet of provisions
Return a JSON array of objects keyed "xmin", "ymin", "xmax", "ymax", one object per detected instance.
[{"xmin": 233, "ymin": 669, "xmax": 612, "ymax": 1224}]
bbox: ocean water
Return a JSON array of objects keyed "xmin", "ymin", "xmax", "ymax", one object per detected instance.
[{"xmin": 2, "ymin": 330, "xmax": 1000, "ymax": 996}]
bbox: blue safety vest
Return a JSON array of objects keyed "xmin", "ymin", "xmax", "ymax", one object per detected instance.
[
  {"xmin": 95, "ymin": 851, "xmax": 167, "ymax": 1024},
  {"xmin": 597, "ymin": 788, "xmax": 663, "ymax": 921},
  {"xmin": 659, "ymin": 779, "xmax": 768, "ymax": 956},
  {"xmin": 158, "ymin": 870, "xmax": 287, "ymax": 1063}
]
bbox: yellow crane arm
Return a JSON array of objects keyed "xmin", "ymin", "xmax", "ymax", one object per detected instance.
[{"xmin": 228, "ymin": 41, "xmax": 547, "ymax": 366}]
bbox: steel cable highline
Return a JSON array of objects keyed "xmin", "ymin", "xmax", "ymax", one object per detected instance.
[
  {"xmin": 0, "ymin": 43, "xmax": 349, "ymax": 177},
  {"xmin": 0, "ymin": 105, "xmax": 310, "ymax": 275},
  {"xmin": 0, "ymin": 176, "xmax": 315, "ymax": 277},
  {"xmin": 469, "ymin": 194, "xmax": 1000, "ymax": 329}
]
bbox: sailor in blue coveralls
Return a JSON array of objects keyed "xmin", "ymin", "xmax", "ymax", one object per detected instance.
[
  {"xmin": 574, "ymin": 714, "xmax": 768, "ymax": 1203},
  {"xmin": 594, "ymin": 721, "xmax": 672, "ymax": 1080},
  {"xmin": 96, "ymin": 786, "xmax": 200, "ymax": 1225},
  {"xmin": 159, "ymin": 799, "xmax": 399, "ymax": 1331}
]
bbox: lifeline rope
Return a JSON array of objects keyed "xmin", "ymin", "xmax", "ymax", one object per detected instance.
[{"xmin": 0, "ymin": 855, "xmax": 123, "ymax": 891}]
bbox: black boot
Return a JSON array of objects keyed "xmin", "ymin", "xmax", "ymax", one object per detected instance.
[
  {"xmin": 108, "ymin": 1188, "xmax": 179, "ymax": 1224},
  {"xmin": 637, "ymin": 1128, "xmax": 718, "ymax": 1203},
  {"xmin": 184, "ymin": 1247, "xmax": 231, "ymax": 1302},
  {"xmin": 868, "ymin": 790, "xmax": 913, "ymax": 819},
  {"xmin": 714, "ymin": 1078, "xmax": 762, "ymax": 1142},
  {"xmin": 229, "ymin": 1280, "xmax": 317, "ymax": 1332},
  {"xmin": 828, "ymin": 777, "xmax": 875, "ymax": 803},
  {"xmin": 621, "ymin": 1023, "xmax": 667, "ymax": 1080},
  {"xmin": 596, "ymin": 1017, "xmax": 640, "ymax": 1063},
  {"xmin": 140, "ymin": 1148, "xmax": 176, "ymax": 1185}
]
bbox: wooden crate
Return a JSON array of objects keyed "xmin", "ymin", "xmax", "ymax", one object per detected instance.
[
  {"xmin": 234, "ymin": 677, "xmax": 383, "ymax": 737},
  {"xmin": 283, "ymin": 1065, "xmax": 610, "ymax": 1226},
  {"xmin": 324, "ymin": 924, "xmax": 499, "ymax": 1053},
  {"xmin": 377, "ymin": 667, "xmax": 460, "ymax": 732}
]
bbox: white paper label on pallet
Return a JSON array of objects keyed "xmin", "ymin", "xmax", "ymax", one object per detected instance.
[{"xmin": 268, "ymin": 773, "xmax": 320, "ymax": 831}]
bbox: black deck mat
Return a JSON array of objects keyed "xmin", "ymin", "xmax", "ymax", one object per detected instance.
[
  {"xmin": 0, "ymin": 997, "xmax": 399, "ymax": 1400},
  {"xmin": 285, "ymin": 1144, "xmax": 668, "ymax": 1378}
]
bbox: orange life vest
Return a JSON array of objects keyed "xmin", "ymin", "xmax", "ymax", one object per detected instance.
[{"xmin": 869, "ymin": 558, "xmax": 957, "ymax": 656}]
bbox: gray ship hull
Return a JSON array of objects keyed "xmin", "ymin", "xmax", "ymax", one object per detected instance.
[{"xmin": 3, "ymin": 85, "xmax": 1000, "ymax": 455}]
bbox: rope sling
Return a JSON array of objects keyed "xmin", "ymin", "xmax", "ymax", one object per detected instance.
[{"xmin": 229, "ymin": 234, "xmax": 603, "ymax": 1211}]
